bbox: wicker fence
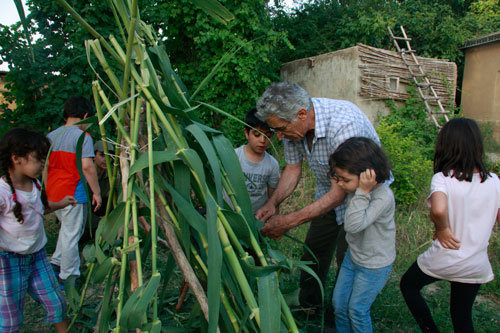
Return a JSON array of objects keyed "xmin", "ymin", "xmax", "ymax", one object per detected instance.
[{"xmin": 358, "ymin": 43, "xmax": 457, "ymax": 107}]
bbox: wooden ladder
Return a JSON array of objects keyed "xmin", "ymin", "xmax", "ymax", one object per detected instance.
[{"xmin": 387, "ymin": 25, "xmax": 449, "ymax": 127}]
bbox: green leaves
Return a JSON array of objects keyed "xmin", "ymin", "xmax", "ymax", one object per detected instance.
[
  {"xmin": 258, "ymin": 273, "xmax": 281, "ymax": 333},
  {"xmin": 96, "ymin": 202, "xmax": 126, "ymax": 245},
  {"xmin": 213, "ymin": 135, "xmax": 256, "ymax": 234},
  {"xmin": 120, "ymin": 273, "xmax": 161, "ymax": 329},
  {"xmin": 129, "ymin": 150, "xmax": 179, "ymax": 177},
  {"xmin": 205, "ymin": 196, "xmax": 222, "ymax": 333},
  {"xmin": 186, "ymin": 123, "xmax": 223, "ymax": 205}
]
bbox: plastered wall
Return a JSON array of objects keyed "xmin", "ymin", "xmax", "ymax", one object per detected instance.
[{"xmin": 461, "ymin": 42, "xmax": 500, "ymax": 142}]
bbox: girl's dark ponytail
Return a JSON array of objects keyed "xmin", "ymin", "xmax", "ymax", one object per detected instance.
[
  {"xmin": 5, "ymin": 171, "xmax": 24, "ymax": 224},
  {"xmin": 31, "ymin": 178, "xmax": 49, "ymax": 209}
]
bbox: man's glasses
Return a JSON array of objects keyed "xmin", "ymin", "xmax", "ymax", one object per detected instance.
[{"xmin": 269, "ymin": 124, "xmax": 287, "ymax": 133}]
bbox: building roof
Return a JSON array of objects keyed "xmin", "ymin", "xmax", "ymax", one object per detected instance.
[{"xmin": 461, "ymin": 31, "xmax": 500, "ymax": 50}]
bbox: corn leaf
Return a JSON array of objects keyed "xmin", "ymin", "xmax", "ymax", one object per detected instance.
[
  {"xmin": 176, "ymin": 148, "xmax": 207, "ymax": 192},
  {"xmin": 148, "ymin": 45, "xmax": 190, "ymax": 109},
  {"xmin": 99, "ymin": 94, "xmax": 139, "ymax": 125},
  {"xmin": 144, "ymin": 88, "xmax": 192, "ymax": 120},
  {"xmin": 64, "ymin": 275, "xmax": 81, "ymax": 312},
  {"xmin": 186, "ymin": 124, "xmax": 223, "ymax": 205},
  {"xmin": 129, "ymin": 150, "xmax": 178, "ymax": 177},
  {"xmin": 131, "ymin": 182, "xmax": 150, "ymax": 208},
  {"xmin": 191, "ymin": 0, "xmax": 235, "ymax": 25},
  {"xmin": 241, "ymin": 260, "xmax": 281, "ymax": 278},
  {"xmin": 191, "ymin": 121, "xmax": 221, "ymax": 134},
  {"xmin": 92, "ymin": 257, "xmax": 114, "ymax": 283},
  {"xmin": 206, "ymin": 195, "xmax": 222, "ymax": 333},
  {"xmin": 97, "ymin": 268, "xmax": 117, "ymax": 333},
  {"xmin": 96, "ymin": 202, "xmax": 126, "ymax": 245},
  {"xmin": 220, "ymin": 209, "xmax": 252, "ymax": 246},
  {"xmin": 173, "ymin": 161, "xmax": 192, "ymax": 256},
  {"xmin": 158, "ymin": 253, "xmax": 177, "ymax": 301},
  {"xmin": 212, "ymin": 135, "xmax": 256, "ymax": 233},
  {"xmin": 82, "ymin": 244, "xmax": 96, "ymax": 263},
  {"xmin": 258, "ymin": 272, "xmax": 281, "ymax": 333},
  {"xmin": 120, "ymin": 272, "xmax": 161, "ymax": 328},
  {"xmin": 160, "ymin": 180, "xmax": 207, "ymax": 236},
  {"xmin": 13, "ymin": 0, "xmax": 34, "ymax": 62}
]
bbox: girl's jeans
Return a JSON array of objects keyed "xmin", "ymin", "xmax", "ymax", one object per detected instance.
[{"xmin": 332, "ymin": 250, "xmax": 392, "ymax": 333}]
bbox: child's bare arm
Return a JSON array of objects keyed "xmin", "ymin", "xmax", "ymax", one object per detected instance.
[
  {"xmin": 46, "ymin": 196, "xmax": 77, "ymax": 214},
  {"xmin": 82, "ymin": 157, "xmax": 102, "ymax": 212},
  {"xmin": 429, "ymin": 191, "xmax": 460, "ymax": 249},
  {"xmin": 267, "ymin": 186, "xmax": 275, "ymax": 198}
]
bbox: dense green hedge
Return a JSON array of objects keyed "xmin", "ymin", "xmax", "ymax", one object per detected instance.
[{"xmin": 376, "ymin": 88, "xmax": 439, "ymax": 206}]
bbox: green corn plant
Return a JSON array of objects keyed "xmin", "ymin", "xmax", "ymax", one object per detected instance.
[{"xmin": 53, "ymin": 0, "xmax": 320, "ymax": 332}]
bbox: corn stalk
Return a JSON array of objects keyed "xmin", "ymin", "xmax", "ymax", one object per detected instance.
[{"xmin": 55, "ymin": 0, "xmax": 301, "ymax": 332}]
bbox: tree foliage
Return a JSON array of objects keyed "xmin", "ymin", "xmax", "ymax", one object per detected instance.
[
  {"xmin": 0, "ymin": 0, "xmax": 287, "ymax": 145},
  {"xmin": 144, "ymin": 0, "xmax": 289, "ymax": 145},
  {"xmin": 0, "ymin": 0, "xmax": 122, "ymax": 135}
]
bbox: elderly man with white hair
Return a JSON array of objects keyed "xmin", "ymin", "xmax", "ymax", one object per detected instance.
[{"xmin": 255, "ymin": 82, "xmax": 385, "ymax": 313}]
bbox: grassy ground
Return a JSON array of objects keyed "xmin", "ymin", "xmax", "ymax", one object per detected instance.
[{"xmin": 21, "ymin": 156, "xmax": 499, "ymax": 332}]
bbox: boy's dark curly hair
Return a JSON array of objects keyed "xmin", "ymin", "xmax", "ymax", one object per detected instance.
[{"xmin": 63, "ymin": 96, "xmax": 95, "ymax": 120}]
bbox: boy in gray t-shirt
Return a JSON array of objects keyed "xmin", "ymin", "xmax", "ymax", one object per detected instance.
[{"xmin": 236, "ymin": 109, "xmax": 280, "ymax": 213}]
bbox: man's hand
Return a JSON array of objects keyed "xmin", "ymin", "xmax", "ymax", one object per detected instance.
[
  {"xmin": 92, "ymin": 193, "xmax": 102, "ymax": 212},
  {"xmin": 260, "ymin": 214, "xmax": 292, "ymax": 240},
  {"xmin": 359, "ymin": 169, "xmax": 377, "ymax": 194},
  {"xmin": 255, "ymin": 201, "xmax": 278, "ymax": 222},
  {"xmin": 433, "ymin": 227, "xmax": 460, "ymax": 250}
]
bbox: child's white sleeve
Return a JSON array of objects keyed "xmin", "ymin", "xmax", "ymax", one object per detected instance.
[{"xmin": 426, "ymin": 172, "xmax": 447, "ymax": 208}]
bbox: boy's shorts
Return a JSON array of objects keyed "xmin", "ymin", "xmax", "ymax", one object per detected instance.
[{"xmin": 0, "ymin": 248, "xmax": 67, "ymax": 332}]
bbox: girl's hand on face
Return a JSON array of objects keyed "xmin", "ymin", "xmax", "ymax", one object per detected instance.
[{"xmin": 359, "ymin": 169, "xmax": 377, "ymax": 194}]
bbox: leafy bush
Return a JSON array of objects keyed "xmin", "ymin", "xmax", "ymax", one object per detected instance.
[
  {"xmin": 480, "ymin": 122, "xmax": 500, "ymax": 154},
  {"xmin": 376, "ymin": 85, "xmax": 440, "ymax": 206},
  {"xmin": 488, "ymin": 160, "xmax": 500, "ymax": 176},
  {"xmin": 382, "ymin": 87, "xmax": 442, "ymax": 160},
  {"xmin": 377, "ymin": 120, "xmax": 433, "ymax": 206}
]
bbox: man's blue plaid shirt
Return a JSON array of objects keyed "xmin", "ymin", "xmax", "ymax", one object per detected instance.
[{"xmin": 283, "ymin": 98, "xmax": 382, "ymax": 225}]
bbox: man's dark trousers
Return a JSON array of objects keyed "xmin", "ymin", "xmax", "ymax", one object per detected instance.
[{"xmin": 299, "ymin": 210, "xmax": 348, "ymax": 309}]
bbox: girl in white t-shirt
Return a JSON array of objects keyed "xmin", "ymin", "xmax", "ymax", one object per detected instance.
[
  {"xmin": 400, "ymin": 118, "xmax": 500, "ymax": 333},
  {"xmin": 0, "ymin": 128, "xmax": 76, "ymax": 332}
]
